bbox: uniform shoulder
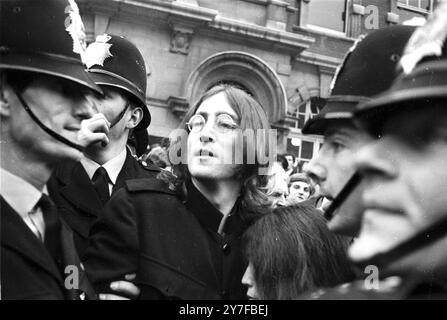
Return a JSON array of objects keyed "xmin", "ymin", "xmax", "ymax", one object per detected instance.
[{"xmin": 125, "ymin": 177, "xmax": 177, "ymax": 196}]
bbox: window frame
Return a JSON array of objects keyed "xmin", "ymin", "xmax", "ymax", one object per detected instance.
[
  {"xmin": 302, "ymin": 0, "xmax": 351, "ymax": 37},
  {"xmin": 396, "ymin": 0, "xmax": 433, "ymax": 14}
]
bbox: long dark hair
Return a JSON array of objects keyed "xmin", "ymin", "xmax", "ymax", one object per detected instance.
[
  {"xmin": 243, "ymin": 204, "xmax": 355, "ymax": 299},
  {"xmin": 158, "ymin": 84, "xmax": 274, "ymax": 215}
]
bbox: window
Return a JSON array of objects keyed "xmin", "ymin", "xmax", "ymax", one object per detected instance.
[
  {"xmin": 397, "ymin": 0, "xmax": 433, "ymax": 14},
  {"xmin": 287, "ymin": 95, "xmax": 326, "ymax": 130},
  {"xmin": 286, "ymin": 136, "xmax": 322, "ymax": 165},
  {"xmin": 306, "ymin": 0, "xmax": 349, "ymax": 34}
]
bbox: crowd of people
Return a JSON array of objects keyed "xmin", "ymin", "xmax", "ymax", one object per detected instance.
[{"xmin": 2, "ymin": 0, "xmax": 447, "ymax": 300}]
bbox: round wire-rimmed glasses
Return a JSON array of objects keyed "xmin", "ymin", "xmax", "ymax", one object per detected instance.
[{"xmin": 186, "ymin": 114, "xmax": 239, "ymax": 133}]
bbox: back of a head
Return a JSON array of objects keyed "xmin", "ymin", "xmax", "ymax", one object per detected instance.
[{"xmin": 243, "ymin": 204, "xmax": 354, "ymax": 299}]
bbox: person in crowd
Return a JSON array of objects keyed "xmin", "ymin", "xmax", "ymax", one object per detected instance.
[
  {"xmin": 286, "ymin": 173, "xmax": 314, "ymax": 204},
  {"xmin": 1, "ymin": 0, "xmax": 147, "ymax": 300},
  {"xmin": 241, "ymin": 204, "xmax": 354, "ymax": 300},
  {"xmin": 302, "ymin": 25, "xmax": 415, "ymax": 237},
  {"xmin": 47, "ymin": 34, "xmax": 159, "ymax": 258},
  {"xmin": 0, "ymin": 0, "xmax": 108, "ymax": 299},
  {"xmin": 83, "ymin": 84, "xmax": 273, "ymax": 299},
  {"xmin": 264, "ymin": 161, "xmax": 289, "ymax": 207},
  {"xmin": 284, "ymin": 153, "xmax": 298, "ymax": 176}
]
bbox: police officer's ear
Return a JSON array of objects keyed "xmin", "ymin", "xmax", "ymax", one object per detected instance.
[
  {"xmin": 126, "ymin": 105, "xmax": 144, "ymax": 129},
  {"xmin": 0, "ymin": 73, "xmax": 11, "ymax": 118}
]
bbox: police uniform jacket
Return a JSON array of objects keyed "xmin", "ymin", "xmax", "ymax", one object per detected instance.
[
  {"xmin": 1, "ymin": 198, "xmax": 95, "ymax": 300},
  {"xmin": 47, "ymin": 150, "xmax": 160, "ymax": 257},
  {"xmin": 83, "ymin": 178, "xmax": 249, "ymax": 300}
]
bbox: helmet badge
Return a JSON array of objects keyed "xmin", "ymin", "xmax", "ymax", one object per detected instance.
[
  {"xmin": 84, "ymin": 34, "xmax": 114, "ymax": 69},
  {"xmin": 64, "ymin": 0, "xmax": 87, "ymax": 62},
  {"xmin": 400, "ymin": 0, "xmax": 447, "ymax": 74}
]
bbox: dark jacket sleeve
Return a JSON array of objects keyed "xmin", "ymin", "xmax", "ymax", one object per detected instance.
[{"xmin": 83, "ymin": 187, "xmax": 139, "ymax": 295}]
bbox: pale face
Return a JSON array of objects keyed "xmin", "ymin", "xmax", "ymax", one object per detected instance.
[
  {"xmin": 5, "ymin": 74, "xmax": 96, "ymax": 163},
  {"xmin": 305, "ymin": 122, "xmax": 372, "ymax": 236},
  {"xmin": 187, "ymin": 91, "xmax": 241, "ymax": 181},
  {"xmin": 288, "ymin": 181, "xmax": 310, "ymax": 202},
  {"xmin": 241, "ymin": 262, "xmax": 260, "ymax": 300},
  {"xmin": 349, "ymin": 109, "xmax": 447, "ymax": 266},
  {"xmin": 267, "ymin": 162, "xmax": 289, "ymax": 207},
  {"xmin": 285, "ymin": 155, "xmax": 294, "ymax": 170}
]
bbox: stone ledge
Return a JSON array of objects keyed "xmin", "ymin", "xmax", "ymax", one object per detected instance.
[
  {"xmin": 211, "ymin": 15, "xmax": 314, "ymax": 52},
  {"xmin": 296, "ymin": 51, "xmax": 343, "ymax": 73}
]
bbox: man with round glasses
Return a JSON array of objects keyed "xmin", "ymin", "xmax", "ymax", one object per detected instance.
[{"xmin": 84, "ymin": 84, "xmax": 273, "ymax": 299}]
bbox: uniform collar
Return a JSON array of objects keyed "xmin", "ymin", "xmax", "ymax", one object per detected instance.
[
  {"xmin": 81, "ymin": 148, "xmax": 127, "ymax": 185},
  {"xmin": 185, "ymin": 179, "xmax": 244, "ymax": 235},
  {"xmin": 0, "ymin": 168, "xmax": 47, "ymax": 219}
]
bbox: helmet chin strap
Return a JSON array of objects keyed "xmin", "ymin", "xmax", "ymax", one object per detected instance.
[
  {"xmin": 12, "ymin": 86, "xmax": 85, "ymax": 152},
  {"xmin": 108, "ymin": 102, "xmax": 129, "ymax": 129},
  {"xmin": 323, "ymin": 172, "xmax": 362, "ymax": 221},
  {"xmin": 97, "ymin": 102, "xmax": 129, "ymax": 147},
  {"xmin": 354, "ymin": 213, "xmax": 447, "ymax": 270},
  {"xmin": 325, "ymin": 170, "xmax": 447, "ymax": 269}
]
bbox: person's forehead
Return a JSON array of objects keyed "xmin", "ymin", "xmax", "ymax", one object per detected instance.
[
  {"xmin": 100, "ymin": 86, "xmax": 125, "ymax": 98},
  {"xmin": 195, "ymin": 92, "xmax": 238, "ymax": 118},
  {"xmin": 292, "ymin": 181, "xmax": 309, "ymax": 186},
  {"xmin": 27, "ymin": 73, "xmax": 93, "ymax": 97},
  {"xmin": 324, "ymin": 121, "xmax": 360, "ymax": 138}
]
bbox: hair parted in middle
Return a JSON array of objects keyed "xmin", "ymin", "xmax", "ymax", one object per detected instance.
[{"xmin": 158, "ymin": 83, "xmax": 275, "ymax": 214}]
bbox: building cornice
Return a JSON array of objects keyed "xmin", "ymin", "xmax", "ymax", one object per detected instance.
[
  {"xmin": 296, "ymin": 51, "xmax": 344, "ymax": 73},
  {"xmin": 80, "ymin": 0, "xmax": 314, "ymax": 53},
  {"xmin": 210, "ymin": 16, "xmax": 314, "ymax": 53}
]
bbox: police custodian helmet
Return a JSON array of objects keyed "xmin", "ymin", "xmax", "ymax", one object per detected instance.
[
  {"xmin": 355, "ymin": 1, "xmax": 447, "ymax": 128},
  {"xmin": 0, "ymin": 0, "xmax": 101, "ymax": 94},
  {"xmin": 302, "ymin": 25, "xmax": 415, "ymax": 135},
  {"xmin": 84, "ymin": 34, "xmax": 151, "ymax": 155},
  {"xmin": 84, "ymin": 34, "xmax": 151, "ymax": 130}
]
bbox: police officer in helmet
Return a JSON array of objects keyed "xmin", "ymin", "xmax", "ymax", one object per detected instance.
[{"xmin": 48, "ymin": 34, "xmax": 159, "ymax": 259}]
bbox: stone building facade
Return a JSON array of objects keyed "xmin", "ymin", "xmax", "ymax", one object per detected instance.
[{"xmin": 78, "ymin": 0, "xmax": 436, "ymax": 163}]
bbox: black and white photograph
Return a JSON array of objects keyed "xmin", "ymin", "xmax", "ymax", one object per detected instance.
[{"xmin": 1, "ymin": 0, "xmax": 447, "ymax": 311}]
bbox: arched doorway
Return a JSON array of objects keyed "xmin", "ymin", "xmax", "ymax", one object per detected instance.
[{"xmin": 185, "ymin": 51, "xmax": 287, "ymax": 123}]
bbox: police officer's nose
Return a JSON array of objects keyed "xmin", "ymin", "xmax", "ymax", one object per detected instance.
[
  {"xmin": 241, "ymin": 264, "xmax": 254, "ymax": 287},
  {"xmin": 305, "ymin": 158, "xmax": 326, "ymax": 185}
]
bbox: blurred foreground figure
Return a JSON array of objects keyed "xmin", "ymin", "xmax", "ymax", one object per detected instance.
[
  {"xmin": 0, "ymin": 0, "xmax": 107, "ymax": 299},
  {"xmin": 349, "ymin": 1, "xmax": 447, "ymax": 299}
]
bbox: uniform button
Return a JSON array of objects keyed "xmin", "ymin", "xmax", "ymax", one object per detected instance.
[{"xmin": 222, "ymin": 243, "xmax": 231, "ymax": 255}]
